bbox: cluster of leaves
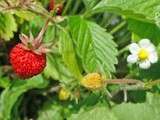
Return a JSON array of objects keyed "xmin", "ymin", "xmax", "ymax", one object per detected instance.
[{"xmin": 0, "ymin": 0, "xmax": 160, "ymax": 120}]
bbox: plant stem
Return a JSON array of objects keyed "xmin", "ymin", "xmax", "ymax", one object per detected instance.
[
  {"xmin": 0, "ymin": 6, "xmax": 20, "ymax": 11},
  {"xmin": 123, "ymin": 88, "xmax": 127, "ymax": 102},
  {"xmin": 71, "ymin": 0, "xmax": 81, "ymax": 15},
  {"xmin": 145, "ymin": 80, "xmax": 160, "ymax": 88},
  {"xmin": 108, "ymin": 79, "xmax": 160, "ymax": 94},
  {"xmin": 120, "ymin": 84, "xmax": 145, "ymax": 91},
  {"xmin": 106, "ymin": 79, "xmax": 145, "ymax": 93},
  {"xmin": 27, "ymin": 7, "xmax": 54, "ymax": 22},
  {"xmin": 4, "ymin": 0, "xmax": 11, "ymax": 6},
  {"xmin": 106, "ymin": 79, "xmax": 143, "ymax": 85},
  {"xmin": 110, "ymin": 21, "xmax": 126, "ymax": 34},
  {"xmin": 35, "ymin": 19, "xmax": 50, "ymax": 43},
  {"xmin": 62, "ymin": 0, "xmax": 72, "ymax": 15},
  {"xmin": 118, "ymin": 45, "xmax": 129, "ymax": 56}
]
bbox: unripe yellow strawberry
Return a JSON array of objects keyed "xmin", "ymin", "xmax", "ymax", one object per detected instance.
[
  {"xmin": 81, "ymin": 73, "xmax": 104, "ymax": 90},
  {"xmin": 58, "ymin": 88, "xmax": 70, "ymax": 101}
]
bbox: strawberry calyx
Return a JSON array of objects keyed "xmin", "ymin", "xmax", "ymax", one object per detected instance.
[{"xmin": 19, "ymin": 19, "xmax": 51, "ymax": 55}]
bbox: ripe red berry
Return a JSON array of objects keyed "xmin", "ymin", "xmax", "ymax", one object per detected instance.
[
  {"xmin": 9, "ymin": 19, "xmax": 50, "ymax": 79},
  {"xmin": 9, "ymin": 43, "xmax": 46, "ymax": 79}
]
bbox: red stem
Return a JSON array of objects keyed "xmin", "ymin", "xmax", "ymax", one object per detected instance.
[
  {"xmin": 34, "ymin": 19, "xmax": 50, "ymax": 47},
  {"xmin": 49, "ymin": 0, "xmax": 55, "ymax": 11},
  {"xmin": 105, "ymin": 79, "xmax": 143, "ymax": 85}
]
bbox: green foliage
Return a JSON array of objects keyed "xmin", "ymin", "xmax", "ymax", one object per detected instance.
[
  {"xmin": 69, "ymin": 105, "xmax": 117, "ymax": 120},
  {"xmin": 0, "ymin": 0, "xmax": 160, "ymax": 119},
  {"xmin": 0, "ymin": 77, "xmax": 10, "ymax": 88},
  {"xmin": 0, "ymin": 75, "xmax": 48, "ymax": 120},
  {"xmin": 128, "ymin": 18, "xmax": 160, "ymax": 44},
  {"xmin": 44, "ymin": 25, "xmax": 56, "ymax": 42},
  {"xmin": 83, "ymin": 0, "xmax": 100, "ymax": 9},
  {"xmin": 69, "ymin": 93, "xmax": 160, "ymax": 120},
  {"xmin": 60, "ymin": 29, "xmax": 82, "ymax": 80},
  {"xmin": 69, "ymin": 16, "xmax": 118, "ymax": 77},
  {"xmin": 38, "ymin": 103, "xmax": 64, "ymax": 120},
  {"xmin": 15, "ymin": 10, "xmax": 35, "ymax": 21},
  {"xmin": 113, "ymin": 103, "xmax": 154, "ymax": 120},
  {"xmin": 44, "ymin": 53, "xmax": 74, "ymax": 83},
  {"xmin": 135, "ymin": 61, "xmax": 160, "ymax": 80},
  {"xmin": 112, "ymin": 93, "xmax": 160, "ymax": 120},
  {"xmin": 0, "ymin": 13, "xmax": 17, "ymax": 40},
  {"xmin": 89, "ymin": 0, "xmax": 160, "ymax": 24}
]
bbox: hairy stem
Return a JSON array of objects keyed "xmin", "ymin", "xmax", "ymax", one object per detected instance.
[
  {"xmin": 106, "ymin": 79, "xmax": 143, "ymax": 85},
  {"xmin": 62, "ymin": 0, "xmax": 72, "ymax": 15},
  {"xmin": 35, "ymin": 19, "xmax": 50, "ymax": 44},
  {"xmin": 110, "ymin": 21, "xmax": 126, "ymax": 34},
  {"xmin": 145, "ymin": 80, "xmax": 160, "ymax": 88},
  {"xmin": 118, "ymin": 45, "xmax": 129, "ymax": 56}
]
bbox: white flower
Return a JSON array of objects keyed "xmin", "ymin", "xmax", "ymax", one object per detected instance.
[{"xmin": 127, "ymin": 39, "xmax": 158, "ymax": 69}]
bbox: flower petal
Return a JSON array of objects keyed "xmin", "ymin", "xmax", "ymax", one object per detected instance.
[
  {"xmin": 129, "ymin": 43, "xmax": 140, "ymax": 54},
  {"xmin": 139, "ymin": 60, "xmax": 151, "ymax": 69},
  {"xmin": 139, "ymin": 39, "xmax": 151, "ymax": 47},
  {"xmin": 127, "ymin": 54, "xmax": 138, "ymax": 64},
  {"xmin": 139, "ymin": 39, "xmax": 156, "ymax": 52},
  {"xmin": 149, "ymin": 52, "xmax": 158, "ymax": 63},
  {"xmin": 146, "ymin": 44, "xmax": 156, "ymax": 53}
]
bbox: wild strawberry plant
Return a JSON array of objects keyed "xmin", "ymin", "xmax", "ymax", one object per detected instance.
[{"xmin": 0, "ymin": 0, "xmax": 160, "ymax": 120}]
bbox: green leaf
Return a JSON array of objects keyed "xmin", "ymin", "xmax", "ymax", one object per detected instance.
[
  {"xmin": 113, "ymin": 103, "xmax": 154, "ymax": 120},
  {"xmin": 69, "ymin": 16, "xmax": 118, "ymax": 77},
  {"xmin": 44, "ymin": 53, "xmax": 75, "ymax": 83},
  {"xmin": 69, "ymin": 93, "xmax": 160, "ymax": 120},
  {"xmin": 0, "ymin": 77, "xmax": 10, "ymax": 88},
  {"xmin": 128, "ymin": 18, "xmax": 160, "ymax": 44},
  {"xmin": 0, "ymin": 13, "xmax": 17, "ymax": 40},
  {"xmin": 22, "ymin": 15, "xmax": 44, "ymax": 36},
  {"xmin": 83, "ymin": 0, "xmax": 100, "ymax": 9},
  {"xmin": 15, "ymin": 10, "xmax": 35, "ymax": 21},
  {"xmin": 38, "ymin": 103, "xmax": 63, "ymax": 120},
  {"xmin": 20, "ymin": 15, "xmax": 56, "ymax": 42},
  {"xmin": 134, "ymin": 61, "xmax": 160, "ymax": 80},
  {"xmin": 43, "ymin": 25, "xmax": 56, "ymax": 42},
  {"xmin": 68, "ymin": 105, "xmax": 117, "ymax": 120},
  {"xmin": 0, "ymin": 75, "xmax": 48, "ymax": 120},
  {"xmin": 112, "ymin": 93, "xmax": 160, "ymax": 120},
  {"xmin": 91, "ymin": 0, "xmax": 160, "ymax": 24},
  {"xmin": 59, "ymin": 29, "xmax": 82, "ymax": 80}
]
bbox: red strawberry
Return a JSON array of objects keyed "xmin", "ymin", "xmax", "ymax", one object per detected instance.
[
  {"xmin": 9, "ymin": 43, "xmax": 46, "ymax": 79},
  {"xmin": 9, "ymin": 19, "xmax": 50, "ymax": 79}
]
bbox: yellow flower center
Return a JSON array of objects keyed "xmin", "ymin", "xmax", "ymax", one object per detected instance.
[
  {"xmin": 138, "ymin": 48, "xmax": 149, "ymax": 60},
  {"xmin": 81, "ymin": 73, "xmax": 103, "ymax": 90}
]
